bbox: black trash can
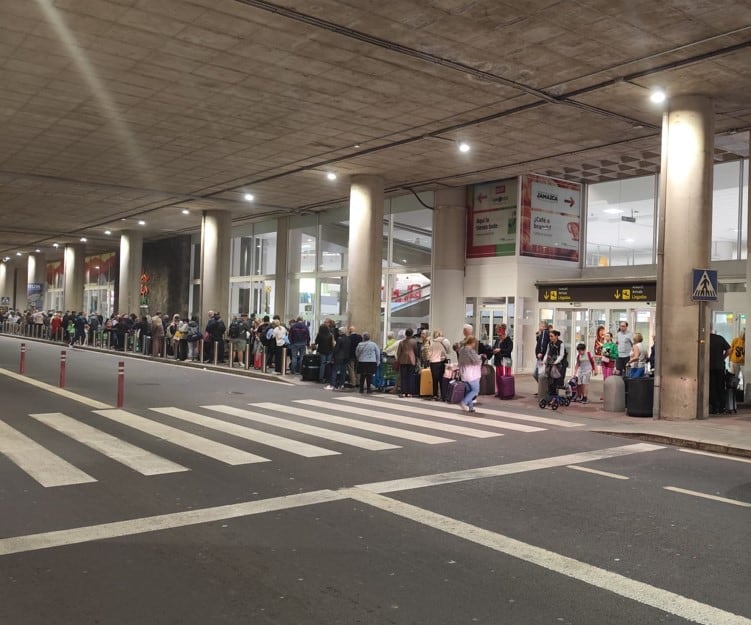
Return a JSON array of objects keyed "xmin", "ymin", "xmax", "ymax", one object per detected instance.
[{"xmin": 625, "ymin": 376, "xmax": 654, "ymax": 417}]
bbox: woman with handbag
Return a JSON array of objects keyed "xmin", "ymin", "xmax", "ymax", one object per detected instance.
[
  {"xmin": 600, "ymin": 332, "xmax": 617, "ymax": 379},
  {"xmin": 544, "ymin": 330, "xmax": 567, "ymax": 399}
]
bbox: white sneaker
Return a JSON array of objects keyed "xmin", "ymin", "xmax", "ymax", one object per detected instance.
[
  {"xmin": 323, "ymin": 385, "xmax": 334, "ymax": 390},
  {"xmin": 460, "ymin": 403, "xmax": 469, "ymax": 412}
]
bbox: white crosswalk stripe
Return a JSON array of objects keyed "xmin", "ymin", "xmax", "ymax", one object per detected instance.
[
  {"xmin": 297, "ymin": 399, "xmax": 502, "ymax": 439},
  {"xmin": 93, "ymin": 409, "xmax": 269, "ymax": 466},
  {"xmin": 29, "ymin": 413, "xmax": 189, "ymax": 476},
  {"xmin": 150, "ymin": 407, "xmax": 340, "ymax": 458},
  {"xmin": 378, "ymin": 393, "xmax": 585, "ymax": 427},
  {"xmin": 0, "ymin": 420, "xmax": 96, "ymax": 487},
  {"xmin": 253, "ymin": 402, "xmax": 454, "ymax": 444},
  {"xmin": 335, "ymin": 396, "xmax": 545, "ymax": 432},
  {"xmin": 202, "ymin": 405, "xmax": 400, "ymax": 451}
]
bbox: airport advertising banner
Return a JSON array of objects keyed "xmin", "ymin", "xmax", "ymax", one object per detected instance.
[
  {"xmin": 520, "ymin": 174, "xmax": 581, "ymax": 262},
  {"xmin": 467, "ymin": 178, "xmax": 518, "ymax": 258}
]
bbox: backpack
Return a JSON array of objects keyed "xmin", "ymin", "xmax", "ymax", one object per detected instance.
[{"xmin": 228, "ymin": 320, "xmax": 242, "ymax": 339}]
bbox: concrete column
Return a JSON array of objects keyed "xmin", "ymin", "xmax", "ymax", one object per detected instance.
[
  {"xmin": 14, "ymin": 259, "xmax": 28, "ymax": 311},
  {"xmin": 274, "ymin": 216, "xmax": 289, "ymax": 318},
  {"xmin": 26, "ymin": 252, "xmax": 46, "ymax": 310},
  {"xmin": 346, "ymin": 175, "xmax": 384, "ymax": 339},
  {"xmin": 655, "ymin": 95, "xmax": 714, "ymax": 420},
  {"xmin": 744, "ymin": 133, "xmax": 751, "ymax": 401},
  {"xmin": 64, "ymin": 244, "xmax": 85, "ymax": 313},
  {"xmin": 199, "ymin": 210, "xmax": 231, "ymax": 320},
  {"xmin": 431, "ymin": 188, "xmax": 467, "ymax": 342},
  {"xmin": 118, "ymin": 231, "xmax": 143, "ymax": 315},
  {"xmin": 0, "ymin": 261, "xmax": 12, "ymax": 308}
]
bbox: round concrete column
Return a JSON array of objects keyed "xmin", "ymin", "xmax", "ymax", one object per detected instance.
[
  {"xmin": 656, "ymin": 95, "xmax": 714, "ymax": 420},
  {"xmin": 0, "ymin": 261, "xmax": 11, "ymax": 308},
  {"xmin": 118, "ymin": 231, "xmax": 143, "ymax": 315},
  {"xmin": 431, "ymin": 188, "xmax": 467, "ymax": 341},
  {"xmin": 63, "ymin": 243, "xmax": 85, "ymax": 313},
  {"xmin": 346, "ymin": 175, "xmax": 384, "ymax": 339},
  {"xmin": 199, "ymin": 210, "xmax": 232, "ymax": 320},
  {"xmin": 274, "ymin": 216, "xmax": 289, "ymax": 318},
  {"xmin": 26, "ymin": 253, "xmax": 45, "ymax": 310}
]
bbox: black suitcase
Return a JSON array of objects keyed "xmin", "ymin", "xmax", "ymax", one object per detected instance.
[{"xmin": 301, "ymin": 353, "xmax": 321, "ymax": 381}]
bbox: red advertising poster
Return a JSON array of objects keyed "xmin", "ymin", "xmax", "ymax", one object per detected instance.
[
  {"xmin": 520, "ymin": 174, "xmax": 581, "ymax": 262},
  {"xmin": 467, "ymin": 178, "xmax": 518, "ymax": 258}
]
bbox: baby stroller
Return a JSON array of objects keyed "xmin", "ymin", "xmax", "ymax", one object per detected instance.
[
  {"xmin": 565, "ymin": 376, "xmax": 579, "ymax": 402},
  {"xmin": 538, "ymin": 366, "xmax": 571, "ymax": 410}
]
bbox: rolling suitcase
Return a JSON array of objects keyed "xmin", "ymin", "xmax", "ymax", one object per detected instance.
[
  {"xmin": 419, "ymin": 367, "xmax": 433, "ymax": 397},
  {"xmin": 253, "ymin": 350, "xmax": 264, "ymax": 370},
  {"xmin": 497, "ymin": 375, "xmax": 515, "ymax": 400},
  {"xmin": 301, "ymin": 353, "xmax": 321, "ymax": 381},
  {"xmin": 447, "ymin": 372, "xmax": 469, "ymax": 404},
  {"xmin": 479, "ymin": 364, "xmax": 495, "ymax": 395}
]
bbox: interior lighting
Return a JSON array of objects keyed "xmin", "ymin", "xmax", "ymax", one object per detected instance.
[
  {"xmin": 35, "ymin": 249, "xmax": 40, "ymax": 253},
  {"xmin": 16, "ymin": 252, "xmax": 22, "ymax": 256},
  {"xmin": 603, "ymin": 208, "xmax": 623, "ymax": 214},
  {"xmin": 326, "ymin": 172, "xmax": 337, "ymax": 181},
  {"xmin": 104, "ymin": 230, "xmax": 111, "ymax": 235},
  {"xmin": 53, "ymin": 243, "xmax": 59, "ymax": 248},
  {"xmin": 138, "ymin": 220, "xmax": 146, "ymax": 226},
  {"xmin": 243, "ymin": 193, "xmax": 254, "ymax": 202},
  {"xmin": 458, "ymin": 141, "xmax": 471, "ymax": 153},
  {"xmin": 181, "ymin": 209, "xmax": 190, "ymax": 215},
  {"xmin": 649, "ymin": 88, "xmax": 666, "ymax": 104},
  {"xmin": 80, "ymin": 237, "xmax": 87, "ymax": 242}
]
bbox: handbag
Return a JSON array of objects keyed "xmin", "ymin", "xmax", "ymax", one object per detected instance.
[{"xmin": 550, "ymin": 365, "xmax": 562, "ymax": 379}]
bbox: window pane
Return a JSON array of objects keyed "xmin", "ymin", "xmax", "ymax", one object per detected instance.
[
  {"xmin": 255, "ymin": 231, "xmax": 277, "ymax": 275},
  {"xmin": 320, "ymin": 276, "xmax": 345, "ymax": 324},
  {"xmin": 743, "ymin": 159, "xmax": 749, "ymax": 261},
  {"xmin": 391, "ymin": 207, "xmax": 432, "ymax": 269},
  {"xmin": 288, "ymin": 216, "xmax": 318, "ymax": 273},
  {"xmin": 389, "ymin": 272, "xmax": 430, "ymax": 335},
  {"xmin": 712, "ymin": 161, "xmax": 742, "ymax": 261},
  {"xmin": 586, "ymin": 176, "xmax": 656, "ymax": 266},
  {"xmin": 288, "ymin": 276, "xmax": 316, "ymax": 323},
  {"xmin": 233, "ymin": 237, "xmax": 253, "ymax": 276},
  {"xmin": 319, "ymin": 221, "xmax": 348, "ymax": 272}
]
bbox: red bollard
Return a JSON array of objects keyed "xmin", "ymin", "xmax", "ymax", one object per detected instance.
[
  {"xmin": 116, "ymin": 361, "xmax": 125, "ymax": 408},
  {"xmin": 19, "ymin": 343, "xmax": 26, "ymax": 374},
  {"xmin": 59, "ymin": 350, "xmax": 67, "ymax": 388}
]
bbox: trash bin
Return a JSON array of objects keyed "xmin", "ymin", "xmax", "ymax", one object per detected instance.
[{"xmin": 625, "ymin": 376, "xmax": 654, "ymax": 417}]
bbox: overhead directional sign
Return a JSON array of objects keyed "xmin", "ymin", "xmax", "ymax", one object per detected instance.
[
  {"xmin": 691, "ymin": 269, "xmax": 718, "ymax": 301},
  {"xmin": 538, "ymin": 282, "xmax": 656, "ymax": 303}
]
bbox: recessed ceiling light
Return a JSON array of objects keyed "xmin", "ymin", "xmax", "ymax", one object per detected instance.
[
  {"xmin": 326, "ymin": 172, "xmax": 337, "ymax": 181},
  {"xmin": 35, "ymin": 249, "xmax": 40, "ymax": 253},
  {"xmin": 181, "ymin": 209, "xmax": 190, "ymax": 215},
  {"xmin": 16, "ymin": 251, "xmax": 22, "ymax": 256},
  {"xmin": 95, "ymin": 265, "xmax": 100, "ymax": 270},
  {"xmin": 104, "ymin": 230, "xmax": 111, "ymax": 235},
  {"xmin": 80, "ymin": 237, "xmax": 87, "ymax": 242},
  {"xmin": 138, "ymin": 220, "xmax": 146, "ymax": 226},
  {"xmin": 53, "ymin": 243, "xmax": 59, "ymax": 248},
  {"xmin": 353, "ymin": 144, "xmax": 361, "ymax": 148},
  {"xmin": 243, "ymin": 193, "xmax": 254, "ymax": 202},
  {"xmin": 649, "ymin": 88, "xmax": 666, "ymax": 104},
  {"xmin": 458, "ymin": 141, "xmax": 471, "ymax": 153}
]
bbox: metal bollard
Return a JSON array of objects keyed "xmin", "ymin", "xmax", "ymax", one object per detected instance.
[
  {"xmin": 262, "ymin": 347, "xmax": 267, "ymax": 373},
  {"xmin": 281, "ymin": 347, "xmax": 288, "ymax": 377},
  {"xmin": 213, "ymin": 341, "xmax": 219, "ymax": 366},
  {"xmin": 59, "ymin": 350, "xmax": 67, "ymax": 388},
  {"xmin": 244, "ymin": 344, "xmax": 250, "ymax": 370},
  {"xmin": 199, "ymin": 339, "xmax": 204, "ymax": 363},
  {"xmin": 117, "ymin": 361, "xmax": 125, "ymax": 408},
  {"xmin": 19, "ymin": 343, "xmax": 26, "ymax": 374}
]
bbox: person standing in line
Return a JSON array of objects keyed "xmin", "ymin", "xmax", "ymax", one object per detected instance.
[
  {"xmin": 271, "ymin": 318, "xmax": 288, "ymax": 373},
  {"xmin": 534, "ymin": 322, "xmax": 551, "ymax": 382},
  {"xmin": 492, "ymin": 323, "xmax": 513, "ymax": 376},
  {"xmin": 396, "ymin": 328, "xmax": 418, "ymax": 398},
  {"xmin": 729, "ymin": 330, "xmax": 745, "ymax": 376},
  {"xmin": 709, "ymin": 330, "xmax": 731, "ymax": 414},
  {"xmin": 151, "ymin": 311, "xmax": 165, "ymax": 357},
  {"xmin": 615, "ymin": 321, "xmax": 634, "ymax": 375},
  {"xmin": 458, "ymin": 336, "xmax": 482, "ymax": 413},
  {"xmin": 347, "ymin": 326, "xmax": 363, "ymax": 386},
  {"xmin": 355, "ymin": 332, "xmax": 380, "ymax": 393},
  {"xmin": 314, "ymin": 320, "xmax": 334, "ymax": 382},
  {"xmin": 287, "ymin": 317, "xmax": 310, "ymax": 374},
  {"xmin": 428, "ymin": 329, "xmax": 450, "ymax": 400},
  {"xmin": 626, "ymin": 332, "xmax": 648, "ymax": 378}
]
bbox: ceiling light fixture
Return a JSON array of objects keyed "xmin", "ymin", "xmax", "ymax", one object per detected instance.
[
  {"xmin": 104, "ymin": 230, "xmax": 112, "ymax": 235},
  {"xmin": 35, "ymin": 248, "xmax": 40, "ymax": 253},
  {"xmin": 80, "ymin": 237, "xmax": 87, "ymax": 242},
  {"xmin": 138, "ymin": 220, "xmax": 146, "ymax": 226},
  {"xmin": 326, "ymin": 172, "xmax": 337, "ymax": 181},
  {"xmin": 53, "ymin": 243, "xmax": 59, "ymax": 248},
  {"xmin": 243, "ymin": 193, "xmax": 254, "ymax": 202},
  {"xmin": 458, "ymin": 141, "xmax": 471, "ymax": 153},
  {"xmin": 181, "ymin": 209, "xmax": 190, "ymax": 215},
  {"xmin": 16, "ymin": 252, "xmax": 22, "ymax": 256},
  {"xmin": 649, "ymin": 88, "xmax": 666, "ymax": 104}
]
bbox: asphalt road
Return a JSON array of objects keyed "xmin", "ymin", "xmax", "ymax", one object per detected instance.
[{"xmin": 0, "ymin": 336, "xmax": 749, "ymax": 625}]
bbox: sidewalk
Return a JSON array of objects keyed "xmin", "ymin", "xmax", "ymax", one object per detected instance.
[{"xmin": 509, "ymin": 373, "xmax": 751, "ymax": 459}]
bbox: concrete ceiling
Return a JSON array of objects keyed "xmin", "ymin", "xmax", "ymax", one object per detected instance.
[{"xmin": 1, "ymin": 0, "xmax": 750, "ymax": 259}]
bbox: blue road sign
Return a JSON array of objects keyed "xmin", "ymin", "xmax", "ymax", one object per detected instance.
[{"xmin": 691, "ymin": 268, "xmax": 718, "ymax": 301}]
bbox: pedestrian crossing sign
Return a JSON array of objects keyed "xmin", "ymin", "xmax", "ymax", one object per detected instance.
[{"xmin": 691, "ymin": 268, "xmax": 718, "ymax": 301}]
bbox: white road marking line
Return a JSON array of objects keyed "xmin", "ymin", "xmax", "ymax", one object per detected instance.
[
  {"xmin": 92, "ymin": 409, "xmax": 268, "ymax": 466},
  {"xmin": 299, "ymin": 399, "xmax": 500, "ymax": 439},
  {"xmin": 29, "ymin": 413, "xmax": 189, "ymax": 476},
  {"xmin": 678, "ymin": 448, "xmax": 751, "ymax": 463},
  {"xmin": 0, "ymin": 367, "xmax": 111, "ymax": 409},
  {"xmin": 0, "ymin": 490, "xmax": 345, "ymax": 556},
  {"xmin": 150, "ymin": 407, "xmax": 339, "ymax": 458},
  {"xmin": 342, "ymin": 487, "xmax": 751, "ymax": 625},
  {"xmin": 0, "ymin": 420, "xmax": 96, "ymax": 487},
  {"xmin": 203, "ymin": 404, "xmax": 399, "ymax": 451},
  {"xmin": 356, "ymin": 443, "xmax": 663, "ymax": 493},
  {"xmin": 253, "ymin": 402, "xmax": 453, "ymax": 444},
  {"xmin": 336, "ymin": 396, "xmax": 544, "ymax": 432},
  {"xmin": 566, "ymin": 465, "xmax": 629, "ymax": 480},
  {"xmin": 378, "ymin": 393, "xmax": 584, "ymax": 427},
  {"xmin": 663, "ymin": 486, "xmax": 751, "ymax": 508}
]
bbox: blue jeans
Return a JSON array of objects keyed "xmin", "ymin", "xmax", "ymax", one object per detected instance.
[
  {"xmin": 461, "ymin": 378, "xmax": 480, "ymax": 408},
  {"xmin": 289, "ymin": 343, "xmax": 307, "ymax": 374},
  {"xmin": 332, "ymin": 361, "xmax": 348, "ymax": 387},
  {"xmin": 318, "ymin": 353, "xmax": 332, "ymax": 381}
]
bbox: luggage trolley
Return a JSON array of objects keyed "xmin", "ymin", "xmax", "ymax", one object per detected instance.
[{"xmin": 373, "ymin": 353, "xmax": 397, "ymax": 392}]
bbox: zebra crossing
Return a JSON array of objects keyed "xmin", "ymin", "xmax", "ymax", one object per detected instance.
[{"xmin": 0, "ymin": 395, "xmax": 583, "ymax": 489}]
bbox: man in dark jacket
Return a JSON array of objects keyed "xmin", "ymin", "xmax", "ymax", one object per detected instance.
[
  {"xmin": 205, "ymin": 311, "xmax": 227, "ymax": 363},
  {"xmin": 326, "ymin": 330, "xmax": 351, "ymax": 390},
  {"xmin": 288, "ymin": 317, "xmax": 310, "ymax": 374},
  {"xmin": 347, "ymin": 326, "xmax": 362, "ymax": 387}
]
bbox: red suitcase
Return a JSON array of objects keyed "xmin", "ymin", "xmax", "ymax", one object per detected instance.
[{"xmin": 253, "ymin": 351, "xmax": 263, "ymax": 369}]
